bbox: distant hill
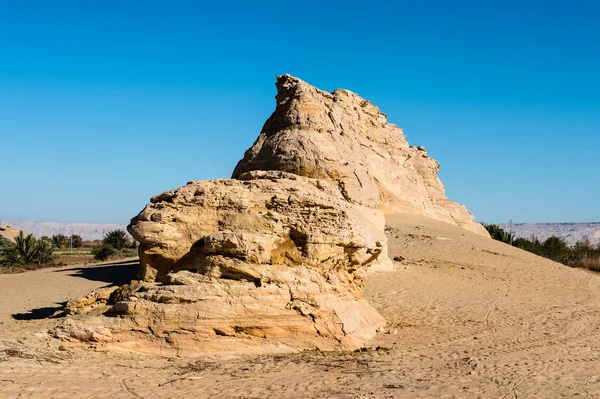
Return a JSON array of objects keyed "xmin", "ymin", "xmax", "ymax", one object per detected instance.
[
  {"xmin": 5, "ymin": 220, "xmax": 599, "ymax": 246},
  {"xmin": 4, "ymin": 221, "xmax": 129, "ymax": 241},
  {"xmin": 498, "ymin": 222, "xmax": 600, "ymax": 246}
]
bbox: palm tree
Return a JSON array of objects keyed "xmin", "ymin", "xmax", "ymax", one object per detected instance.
[
  {"xmin": 103, "ymin": 229, "xmax": 128, "ymax": 250},
  {"xmin": 481, "ymin": 223, "xmax": 515, "ymax": 245},
  {"xmin": 0, "ymin": 231, "xmax": 55, "ymax": 266}
]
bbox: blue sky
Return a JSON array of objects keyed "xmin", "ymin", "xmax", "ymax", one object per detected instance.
[{"xmin": 1, "ymin": 0, "xmax": 599, "ymax": 224}]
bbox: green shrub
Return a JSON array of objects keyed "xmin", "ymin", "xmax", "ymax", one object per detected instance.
[
  {"xmin": 93, "ymin": 245, "xmax": 116, "ymax": 261},
  {"xmin": 0, "ymin": 231, "xmax": 55, "ymax": 267},
  {"xmin": 52, "ymin": 234, "xmax": 69, "ymax": 248},
  {"xmin": 509, "ymin": 232, "xmax": 600, "ymax": 273},
  {"xmin": 513, "ymin": 235, "xmax": 543, "ymax": 255},
  {"xmin": 0, "ymin": 236, "xmax": 13, "ymax": 256},
  {"xmin": 70, "ymin": 234, "xmax": 83, "ymax": 248},
  {"xmin": 542, "ymin": 236, "xmax": 569, "ymax": 262},
  {"xmin": 481, "ymin": 223, "xmax": 514, "ymax": 244},
  {"xmin": 103, "ymin": 229, "xmax": 128, "ymax": 250}
]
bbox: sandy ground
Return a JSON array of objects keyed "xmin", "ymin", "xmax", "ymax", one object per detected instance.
[
  {"xmin": 1, "ymin": 214, "xmax": 600, "ymax": 398},
  {"xmin": 0, "ymin": 259, "xmax": 138, "ymax": 323}
]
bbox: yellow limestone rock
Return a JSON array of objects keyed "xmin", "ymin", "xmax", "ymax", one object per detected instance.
[
  {"xmin": 0, "ymin": 225, "xmax": 21, "ymax": 242},
  {"xmin": 53, "ymin": 75, "xmax": 486, "ymax": 356},
  {"xmin": 119, "ymin": 171, "xmax": 388, "ymax": 353},
  {"xmin": 233, "ymin": 74, "xmax": 488, "ymax": 236}
]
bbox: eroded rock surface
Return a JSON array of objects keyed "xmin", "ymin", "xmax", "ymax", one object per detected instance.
[
  {"xmin": 130, "ymin": 171, "xmax": 391, "ymax": 282},
  {"xmin": 114, "ymin": 171, "xmax": 388, "ymax": 352},
  {"xmin": 233, "ymin": 75, "xmax": 487, "ymax": 236},
  {"xmin": 52, "ymin": 75, "xmax": 486, "ymax": 356}
]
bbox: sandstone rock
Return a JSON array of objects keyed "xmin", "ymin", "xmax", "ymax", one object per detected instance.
[
  {"xmin": 117, "ymin": 171, "xmax": 388, "ymax": 352},
  {"xmin": 50, "ymin": 320, "xmax": 113, "ymax": 343},
  {"xmin": 0, "ymin": 225, "xmax": 21, "ymax": 242},
  {"xmin": 62, "ymin": 286, "xmax": 118, "ymax": 316},
  {"xmin": 129, "ymin": 170, "xmax": 392, "ymax": 282},
  {"xmin": 233, "ymin": 74, "xmax": 487, "ymax": 236},
  {"xmin": 52, "ymin": 75, "xmax": 486, "ymax": 356},
  {"xmin": 60, "ymin": 282, "xmax": 147, "ymax": 317}
]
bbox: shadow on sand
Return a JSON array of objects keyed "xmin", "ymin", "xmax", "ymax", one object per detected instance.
[
  {"xmin": 11, "ymin": 260, "xmax": 139, "ymax": 321},
  {"xmin": 56, "ymin": 259, "xmax": 140, "ymax": 286},
  {"xmin": 12, "ymin": 303, "xmax": 67, "ymax": 320}
]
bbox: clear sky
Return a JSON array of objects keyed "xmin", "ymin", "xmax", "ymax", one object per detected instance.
[{"xmin": 1, "ymin": 0, "xmax": 599, "ymax": 224}]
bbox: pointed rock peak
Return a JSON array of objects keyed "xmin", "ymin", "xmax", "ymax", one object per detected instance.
[
  {"xmin": 234, "ymin": 75, "xmax": 487, "ymax": 237},
  {"xmin": 273, "ymin": 74, "xmax": 382, "ymax": 115},
  {"xmin": 274, "ymin": 74, "xmax": 333, "ymax": 105}
]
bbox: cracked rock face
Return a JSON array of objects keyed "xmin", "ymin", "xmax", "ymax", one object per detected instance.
[
  {"xmin": 117, "ymin": 171, "xmax": 389, "ymax": 353},
  {"xmin": 233, "ymin": 75, "xmax": 487, "ymax": 236},
  {"xmin": 130, "ymin": 170, "xmax": 392, "ymax": 283}
]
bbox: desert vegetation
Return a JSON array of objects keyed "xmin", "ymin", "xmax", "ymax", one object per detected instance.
[
  {"xmin": 0, "ymin": 231, "xmax": 55, "ymax": 268},
  {"xmin": 482, "ymin": 223, "xmax": 600, "ymax": 272},
  {"xmin": 481, "ymin": 222, "xmax": 515, "ymax": 244},
  {"xmin": 0, "ymin": 229, "xmax": 137, "ymax": 272},
  {"xmin": 49, "ymin": 233, "xmax": 83, "ymax": 249},
  {"xmin": 93, "ymin": 229, "xmax": 137, "ymax": 261}
]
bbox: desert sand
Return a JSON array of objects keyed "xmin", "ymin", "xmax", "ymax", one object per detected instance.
[{"xmin": 1, "ymin": 213, "xmax": 599, "ymax": 398}]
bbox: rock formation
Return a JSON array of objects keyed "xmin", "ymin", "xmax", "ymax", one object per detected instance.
[
  {"xmin": 130, "ymin": 170, "xmax": 392, "ymax": 282},
  {"xmin": 0, "ymin": 225, "xmax": 21, "ymax": 242},
  {"xmin": 52, "ymin": 75, "xmax": 486, "ymax": 356},
  {"xmin": 113, "ymin": 171, "xmax": 388, "ymax": 352},
  {"xmin": 233, "ymin": 75, "xmax": 487, "ymax": 236}
]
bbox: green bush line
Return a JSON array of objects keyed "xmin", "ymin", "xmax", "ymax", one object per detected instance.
[
  {"xmin": 93, "ymin": 229, "xmax": 138, "ymax": 261},
  {"xmin": 482, "ymin": 223, "xmax": 600, "ymax": 272},
  {"xmin": 1, "ymin": 229, "xmax": 138, "ymax": 268}
]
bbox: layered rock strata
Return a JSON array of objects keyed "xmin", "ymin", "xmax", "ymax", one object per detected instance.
[
  {"xmin": 233, "ymin": 75, "xmax": 487, "ymax": 236},
  {"xmin": 121, "ymin": 171, "xmax": 388, "ymax": 351},
  {"xmin": 52, "ymin": 75, "xmax": 486, "ymax": 356}
]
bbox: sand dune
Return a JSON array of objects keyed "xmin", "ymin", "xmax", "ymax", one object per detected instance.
[{"xmin": 1, "ymin": 214, "xmax": 599, "ymax": 398}]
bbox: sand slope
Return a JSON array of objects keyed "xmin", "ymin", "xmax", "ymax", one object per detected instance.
[{"xmin": 1, "ymin": 215, "xmax": 600, "ymax": 398}]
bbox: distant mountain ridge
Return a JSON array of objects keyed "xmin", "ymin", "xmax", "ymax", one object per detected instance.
[
  {"xmin": 498, "ymin": 222, "xmax": 600, "ymax": 246},
  {"xmin": 4, "ymin": 221, "xmax": 129, "ymax": 241},
  {"xmin": 5, "ymin": 220, "xmax": 599, "ymax": 246}
]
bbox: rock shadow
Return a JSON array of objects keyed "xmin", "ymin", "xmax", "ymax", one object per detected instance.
[
  {"xmin": 56, "ymin": 260, "xmax": 139, "ymax": 286},
  {"xmin": 12, "ymin": 302, "xmax": 66, "ymax": 320}
]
